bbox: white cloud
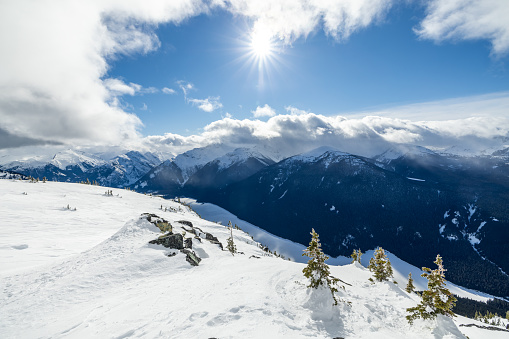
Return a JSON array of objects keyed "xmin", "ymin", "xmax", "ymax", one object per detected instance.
[
  {"xmin": 177, "ymin": 80, "xmax": 194, "ymax": 98},
  {"xmin": 348, "ymin": 91, "xmax": 509, "ymax": 121},
  {"xmin": 104, "ymin": 78, "xmax": 140, "ymax": 96},
  {"xmin": 226, "ymin": 0, "xmax": 394, "ymax": 44},
  {"xmin": 416, "ymin": 0, "xmax": 509, "ymax": 56},
  {"xmin": 141, "ymin": 103, "xmax": 148, "ymax": 111},
  {"xmin": 144, "ymin": 109, "xmax": 509, "ymax": 159},
  {"xmin": 188, "ymin": 96, "xmax": 223, "ymax": 112},
  {"xmin": 252, "ymin": 104, "xmax": 276, "ymax": 117},
  {"xmin": 0, "ymin": 0, "xmax": 207, "ymax": 147},
  {"xmin": 162, "ymin": 87, "xmax": 176, "ymax": 94},
  {"xmin": 285, "ymin": 105, "xmax": 310, "ymax": 116}
]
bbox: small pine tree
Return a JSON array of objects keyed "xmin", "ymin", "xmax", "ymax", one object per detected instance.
[
  {"xmin": 405, "ymin": 272, "xmax": 415, "ymax": 293},
  {"xmin": 42, "ymin": 177, "xmax": 47, "ymax": 183},
  {"xmin": 226, "ymin": 222, "xmax": 237, "ymax": 255},
  {"xmin": 302, "ymin": 228, "xmax": 341, "ymax": 305},
  {"xmin": 350, "ymin": 249, "xmax": 363, "ymax": 264},
  {"xmin": 368, "ymin": 247, "xmax": 393, "ymax": 282},
  {"xmin": 406, "ymin": 254, "xmax": 457, "ymax": 325}
]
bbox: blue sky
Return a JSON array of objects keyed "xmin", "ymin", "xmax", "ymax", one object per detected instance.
[
  {"xmin": 106, "ymin": 5, "xmax": 508, "ymax": 137},
  {"xmin": 1, "ymin": 0, "xmax": 509, "ymax": 154}
]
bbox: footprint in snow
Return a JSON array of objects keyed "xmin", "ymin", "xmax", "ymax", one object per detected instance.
[{"xmin": 12, "ymin": 244, "xmax": 28, "ymax": 250}]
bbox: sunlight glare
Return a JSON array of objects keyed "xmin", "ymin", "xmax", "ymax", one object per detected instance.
[{"xmin": 250, "ymin": 28, "xmax": 273, "ymax": 58}]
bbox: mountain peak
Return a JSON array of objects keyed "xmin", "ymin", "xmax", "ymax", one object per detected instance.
[{"xmin": 291, "ymin": 146, "xmax": 352, "ymax": 163}]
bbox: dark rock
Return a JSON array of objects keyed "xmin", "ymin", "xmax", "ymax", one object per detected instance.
[
  {"xmin": 181, "ymin": 249, "xmax": 201, "ymax": 266},
  {"xmin": 208, "ymin": 239, "xmax": 223, "ymax": 250},
  {"xmin": 249, "ymin": 255, "xmax": 260, "ymax": 259},
  {"xmin": 181, "ymin": 226, "xmax": 196, "ymax": 235},
  {"xmin": 205, "ymin": 232, "xmax": 219, "ymax": 242},
  {"xmin": 142, "ymin": 213, "xmax": 172, "ymax": 232},
  {"xmin": 149, "ymin": 233, "xmax": 184, "ymax": 249},
  {"xmin": 177, "ymin": 220, "xmax": 193, "ymax": 227},
  {"xmin": 184, "ymin": 237, "xmax": 193, "ymax": 249},
  {"xmin": 167, "ymin": 252, "xmax": 177, "ymax": 257}
]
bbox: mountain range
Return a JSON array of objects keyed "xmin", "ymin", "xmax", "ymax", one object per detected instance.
[{"xmin": 2, "ymin": 143, "xmax": 509, "ymax": 298}]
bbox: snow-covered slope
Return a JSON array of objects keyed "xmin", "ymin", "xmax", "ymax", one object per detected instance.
[
  {"xmin": 0, "ymin": 180, "xmax": 505, "ymax": 338},
  {"xmin": 0, "ymin": 147, "xmax": 163, "ymax": 187},
  {"xmin": 373, "ymin": 145, "xmax": 438, "ymax": 164},
  {"xmin": 173, "ymin": 144, "xmax": 235, "ymax": 182}
]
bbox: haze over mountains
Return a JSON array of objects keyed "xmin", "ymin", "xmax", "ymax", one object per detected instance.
[{"xmin": 2, "ymin": 142, "xmax": 509, "ymax": 298}]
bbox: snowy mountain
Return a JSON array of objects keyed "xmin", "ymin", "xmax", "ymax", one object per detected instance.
[
  {"xmin": 132, "ymin": 146, "xmax": 276, "ymax": 197},
  {"xmin": 2, "ymin": 179, "xmax": 506, "ymax": 338},
  {"xmin": 207, "ymin": 146, "xmax": 509, "ymax": 298},
  {"xmin": 0, "ymin": 148, "xmax": 163, "ymax": 187},
  {"xmin": 3, "ymin": 143, "xmax": 509, "ymax": 300}
]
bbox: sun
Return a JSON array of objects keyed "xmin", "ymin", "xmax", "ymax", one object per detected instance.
[
  {"xmin": 233, "ymin": 23, "xmax": 285, "ymax": 90},
  {"xmin": 250, "ymin": 29, "xmax": 274, "ymax": 58}
]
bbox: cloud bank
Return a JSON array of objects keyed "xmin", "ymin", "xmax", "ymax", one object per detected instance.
[{"xmin": 144, "ymin": 112, "xmax": 509, "ymax": 159}]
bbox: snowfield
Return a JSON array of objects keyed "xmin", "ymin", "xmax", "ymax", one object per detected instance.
[{"xmin": 0, "ymin": 180, "xmax": 507, "ymax": 338}]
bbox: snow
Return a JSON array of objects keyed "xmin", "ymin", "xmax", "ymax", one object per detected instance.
[
  {"xmin": 0, "ymin": 180, "xmax": 499, "ymax": 338},
  {"xmin": 330, "ymin": 205, "xmax": 336, "ymax": 211},
  {"xmin": 279, "ymin": 189, "xmax": 288, "ymax": 199},
  {"xmin": 50, "ymin": 149, "xmax": 106, "ymax": 171},
  {"xmin": 374, "ymin": 145, "xmax": 437, "ymax": 163},
  {"xmin": 468, "ymin": 234, "xmax": 481, "ymax": 246},
  {"xmin": 213, "ymin": 148, "xmax": 273, "ymax": 171},
  {"xmin": 173, "ymin": 144, "xmax": 234, "ymax": 181},
  {"xmin": 407, "ymin": 177, "xmax": 426, "ymax": 182},
  {"xmin": 439, "ymin": 224, "xmax": 446, "ymax": 234},
  {"xmin": 467, "ymin": 204, "xmax": 476, "ymax": 222},
  {"xmin": 290, "ymin": 146, "xmax": 350, "ymax": 163},
  {"xmin": 477, "ymin": 221, "xmax": 487, "ymax": 232}
]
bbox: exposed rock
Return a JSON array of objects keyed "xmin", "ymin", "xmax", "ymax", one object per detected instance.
[
  {"xmin": 459, "ymin": 324, "xmax": 509, "ymax": 332},
  {"xmin": 181, "ymin": 226, "xmax": 196, "ymax": 235},
  {"xmin": 182, "ymin": 249, "xmax": 201, "ymax": 266},
  {"xmin": 142, "ymin": 213, "xmax": 172, "ymax": 232},
  {"xmin": 184, "ymin": 237, "xmax": 193, "ymax": 249},
  {"xmin": 181, "ymin": 224, "xmax": 224, "ymax": 250},
  {"xmin": 149, "ymin": 233, "xmax": 183, "ymax": 250},
  {"xmin": 208, "ymin": 239, "xmax": 223, "ymax": 250},
  {"xmin": 177, "ymin": 220, "xmax": 193, "ymax": 227}
]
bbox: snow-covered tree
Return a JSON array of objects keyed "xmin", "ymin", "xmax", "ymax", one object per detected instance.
[
  {"xmin": 368, "ymin": 247, "xmax": 393, "ymax": 282},
  {"xmin": 406, "ymin": 254, "xmax": 457, "ymax": 325},
  {"xmin": 226, "ymin": 221, "xmax": 237, "ymax": 255},
  {"xmin": 405, "ymin": 272, "xmax": 415, "ymax": 293},
  {"xmin": 350, "ymin": 249, "xmax": 363, "ymax": 264},
  {"xmin": 302, "ymin": 228, "xmax": 341, "ymax": 305}
]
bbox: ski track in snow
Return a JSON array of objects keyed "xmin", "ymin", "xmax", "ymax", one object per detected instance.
[{"xmin": 0, "ymin": 180, "xmax": 505, "ymax": 338}]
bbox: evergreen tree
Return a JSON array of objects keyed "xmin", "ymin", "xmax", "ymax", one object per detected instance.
[
  {"xmin": 226, "ymin": 221, "xmax": 237, "ymax": 255},
  {"xmin": 406, "ymin": 254, "xmax": 457, "ymax": 325},
  {"xmin": 368, "ymin": 247, "xmax": 393, "ymax": 282},
  {"xmin": 405, "ymin": 272, "xmax": 415, "ymax": 293},
  {"xmin": 350, "ymin": 249, "xmax": 363, "ymax": 264},
  {"xmin": 302, "ymin": 228, "xmax": 341, "ymax": 305}
]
